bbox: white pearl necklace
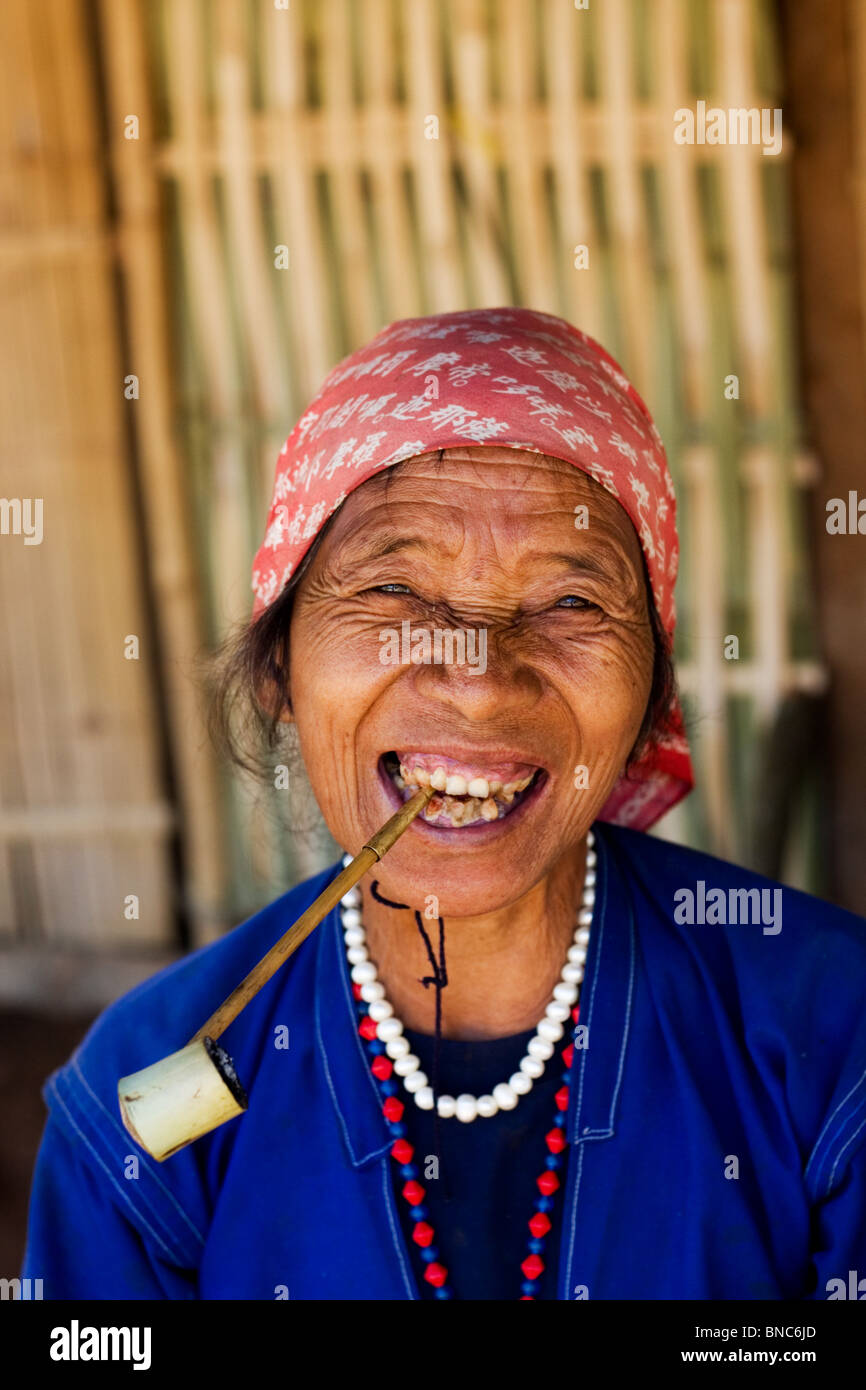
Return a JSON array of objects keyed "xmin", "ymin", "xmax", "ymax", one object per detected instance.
[{"xmin": 339, "ymin": 831, "xmax": 596, "ymax": 1123}]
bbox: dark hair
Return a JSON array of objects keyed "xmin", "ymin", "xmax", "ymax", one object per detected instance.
[
  {"xmin": 209, "ymin": 511, "xmax": 678, "ymax": 782},
  {"xmin": 208, "ymin": 519, "xmax": 333, "ymax": 781}
]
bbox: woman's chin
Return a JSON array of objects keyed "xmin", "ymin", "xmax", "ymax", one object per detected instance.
[
  {"xmin": 367, "ymin": 865, "xmax": 542, "ymax": 922},
  {"xmin": 365, "ymin": 812, "xmax": 564, "ymax": 918}
]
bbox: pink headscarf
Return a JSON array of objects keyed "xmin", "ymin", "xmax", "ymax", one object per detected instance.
[{"xmin": 252, "ymin": 307, "xmax": 693, "ymax": 830}]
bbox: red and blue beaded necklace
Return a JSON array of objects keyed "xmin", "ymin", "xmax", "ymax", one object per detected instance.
[
  {"xmin": 353, "ymin": 983, "xmax": 581, "ymax": 1300},
  {"xmin": 343, "ymin": 835, "xmax": 595, "ymax": 1299}
]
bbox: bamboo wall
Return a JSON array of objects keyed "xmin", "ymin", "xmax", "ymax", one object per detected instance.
[
  {"xmin": 0, "ymin": 0, "xmax": 831, "ymax": 966},
  {"xmin": 0, "ymin": 0, "xmax": 177, "ymax": 958}
]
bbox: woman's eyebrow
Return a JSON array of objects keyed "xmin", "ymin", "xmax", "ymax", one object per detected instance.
[
  {"xmin": 343, "ymin": 534, "xmax": 627, "ymax": 575},
  {"xmin": 368, "ymin": 535, "xmax": 430, "ymax": 558},
  {"xmin": 529, "ymin": 551, "xmax": 622, "ymax": 581},
  {"xmin": 343, "ymin": 533, "xmax": 437, "ymax": 564}
]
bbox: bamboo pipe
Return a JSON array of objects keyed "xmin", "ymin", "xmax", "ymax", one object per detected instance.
[{"xmin": 117, "ymin": 785, "xmax": 434, "ymax": 1160}]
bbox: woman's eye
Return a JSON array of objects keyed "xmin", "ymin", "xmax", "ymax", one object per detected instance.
[
  {"xmin": 556, "ymin": 594, "xmax": 599, "ymax": 610},
  {"xmin": 370, "ymin": 583, "xmax": 413, "ymax": 595}
]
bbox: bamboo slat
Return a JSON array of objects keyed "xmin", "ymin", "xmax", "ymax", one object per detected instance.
[
  {"xmin": 165, "ymin": 0, "xmax": 250, "ymax": 633},
  {"xmin": 321, "ymin": 0, "xmax": 382, "ymax": 346},
  {"xmin": 500, "ymin": 0, "xmax": 558, "ymax": 312},
  {"xmin": 404, "ymin": 0, "xmax": 465, "ymax": 310},
  {"xmin": 451, "ymin": 0, "xmax": 511, "ymax": 308},
  {"xmin": 263, "ymin": 1, "xmax": 334, "ymax": 407},
  {"xmin": 155, "ymin": 106, "xmax": 781, "ymax": 175},
  {"xmin": 216, "ymin": 0, "xmax": 285, "ymax": 429},
  {"xmin": 598, "ymin": 0, "xmax": 654, "ymax": 394},
  {"xmin": 163, "ymin": 0, "xmax": 267, "ymax": 905},
  {"xmin": 715, "ymin": 0, "xmax": 774, "ymax": 417},
  {"xmin": 215, "ymin": 2, "xmax": 291, "ymax": 881},
  {"xmin": 714, "ymin": 1, "xmax": 790, "ymax": 728},
  {"xmin": 675, "ymin": 659, "xmax": 826, "ymax": 697},
  {"xmin": 0, "ymin": 803, "xmax": 175, "ymax": 839},
  {"xmin": 546, "ymin": 0, "xmax": 604, "ymax": 339},
  {"xmin": 98, "ymin": 0, "xmax": 229, "ymax": 944},
  {"xmin": 363, "ymin": 0, "xmax": 436, "ymax": 318},
  {"xmin": 657, "ymin": 0, "xmax": 712, "ymax": 422},
  {"xmin": 682, "ymin": 445, "xmax": 735, "ymax": 858},
  {"xmin": 19, "ymin": 1, "xmax": 103, "ymax": 940},
  {"xmin": 654, "ymin": 0, "xmax": 731, "ymax": 845},
  {"xmin": 742, "ymin": 445, "xmax": 787, "ymax": 721}
]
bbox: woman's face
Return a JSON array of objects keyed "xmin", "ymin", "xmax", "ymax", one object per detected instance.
[{"xmin": 288, "ymin": 446, "xmax": 655, "ymax": 915}]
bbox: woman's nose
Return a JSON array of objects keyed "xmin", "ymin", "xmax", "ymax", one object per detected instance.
[{"xmin": 411, "ymin": 627, "xmax": 544, "ymax": 722}]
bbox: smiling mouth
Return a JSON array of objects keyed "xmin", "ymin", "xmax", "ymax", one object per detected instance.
[{"xmin": 381, "ymin": 751, "xmax": 545, "ymax": 829}]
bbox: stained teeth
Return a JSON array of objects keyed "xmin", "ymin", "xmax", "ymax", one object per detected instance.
[{"xmin": 390, "ymin": 754, "xmax": 539, "ymax": 825}]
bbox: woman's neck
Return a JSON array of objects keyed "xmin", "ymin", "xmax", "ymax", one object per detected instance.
[{"xmin": 357, "ymin": 839, "xmax": 589, "ymax": 1040}]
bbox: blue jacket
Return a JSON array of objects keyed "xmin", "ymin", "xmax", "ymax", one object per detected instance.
[{"xmin": 22, "ymin": 824, "xmax": 866, "ymax": 1299}]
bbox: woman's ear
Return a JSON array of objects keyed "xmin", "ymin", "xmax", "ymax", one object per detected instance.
[{"xmin": 254, "ymin": 667, "xmax": 294, "ymax": 725}]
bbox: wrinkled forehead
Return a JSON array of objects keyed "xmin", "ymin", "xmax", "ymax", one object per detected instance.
[
  {"xmin": 370, "ymin": 444, "xmax": 641, "ymax": 531},
  {"xmin": 313, "ymin": 444, "xmax": 648, "ymax": 577},
  {"xmin": 373, "ymin": 444, "xmax": 629, "ymax": 501}
]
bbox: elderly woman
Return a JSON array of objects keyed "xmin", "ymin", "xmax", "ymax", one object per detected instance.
[{"xmin": 23, "ymin": 308, "xmax": 866, "ymax": 1300}]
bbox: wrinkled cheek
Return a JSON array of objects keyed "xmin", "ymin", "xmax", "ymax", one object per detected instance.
[
  {"xmin": 289, "ymin": 629, "xmax": 391, "ymax": 763},
  {"xmin": 563, "ymin": 646, "xmax": 652, "ymax": 764}
]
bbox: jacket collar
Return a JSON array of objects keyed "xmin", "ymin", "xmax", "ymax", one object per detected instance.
[
  {"xmin": 315, "ymin": 879, "xmax": 396, "ymax": 1168},
  {"xmin": 566, "ymin": 821, "xmax": 636, "ymax": 1145},
  {"xmin": 315, "ymin": 822, "xmax": 636, "ymax": 1168}
]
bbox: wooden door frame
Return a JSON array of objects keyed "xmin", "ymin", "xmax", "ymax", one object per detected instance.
[{"xmin": 780, "ymin": 0, "xmax": 866, "ymax": 913}]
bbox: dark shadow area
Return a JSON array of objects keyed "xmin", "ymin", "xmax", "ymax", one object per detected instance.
[{"xmin": 0, "ymin": 1011, "xmax": 95, "ymax": 1275}]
